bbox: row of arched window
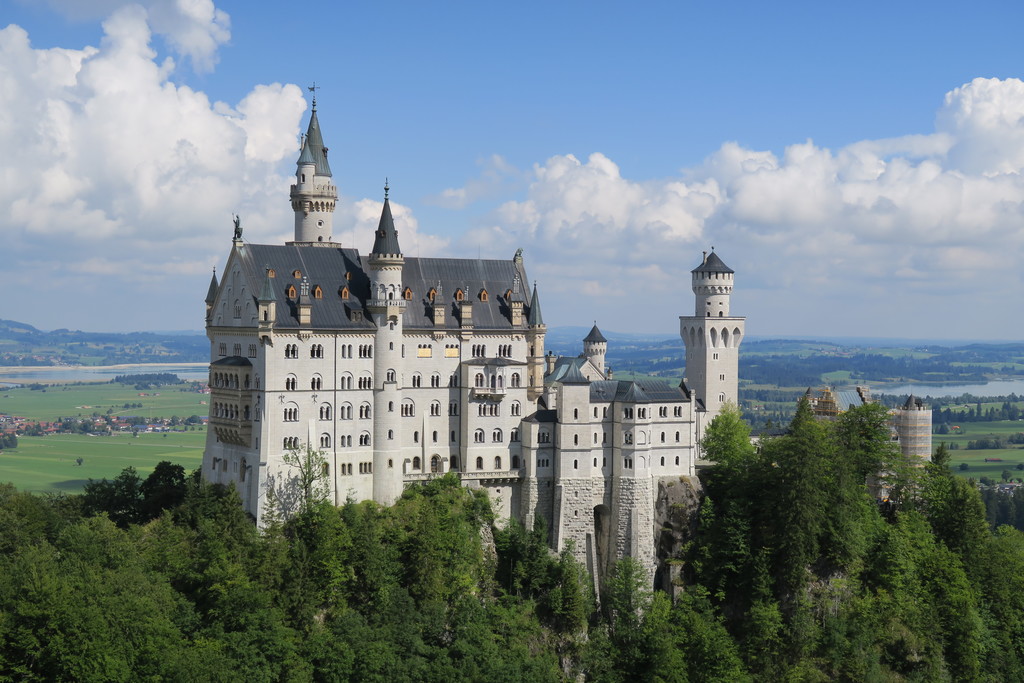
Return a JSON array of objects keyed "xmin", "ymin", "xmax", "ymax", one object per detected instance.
[
  {"xmin": 210, "ymin": 372, "xmax": 251, "ymax": 390},
  {"xmin": 212, "ymin": 402, "xmax": 250, "ymax": 421}
]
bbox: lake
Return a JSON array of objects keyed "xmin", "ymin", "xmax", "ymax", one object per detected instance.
[
  {"xmin": 0, "ymin": 363, "xmax": 208, "ymax": 386},
  {"xmin": 879, "ymin": 378, "xmax": 1024, "ymax": 399}
]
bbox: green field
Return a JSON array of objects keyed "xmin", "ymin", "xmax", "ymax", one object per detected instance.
[
  {"xmin": 0, "ymin": 381, "xmax": 209, "ymax": 422},
  {"xmin": 932, "ymin": 420, "xmax": 1024, "ymax": 480},
  {"xmin": 0, "ymin": 431, "xmax": 205, "ymax": 493}
]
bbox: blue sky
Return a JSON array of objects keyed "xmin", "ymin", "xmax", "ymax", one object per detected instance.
[{"xmin": 3, "ymin": 0, "xmax": 1024, "ymax": 339}]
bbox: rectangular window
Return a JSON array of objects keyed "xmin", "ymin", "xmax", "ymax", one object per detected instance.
[
  {"xmin": 218, "ymin": 343, "xmax": 226, "ymax": 356},
  {"xmin": 445, "ymin": 347, "xmax": 459, "ymax": 358},
  {"xmin": 233, "ymin": 344, "xmax": 242, "ymax": 356},
  {"xmin": 417, "ymin": 346, "xmax": 432, "ymax": 358}
]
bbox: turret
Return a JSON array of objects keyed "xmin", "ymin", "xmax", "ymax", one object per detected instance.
[
  {"xmin": 526, "ymin": 282, "xmax": 547, "ymax": 401},
  {"xmin": 680, "ymin": 249, "xmax": 745, "ymax": 423},
  {"xmin": 204, "ymin": 268, "xmax": 219, "ymax": 323},
  {"xmin": 257, "ymin": 268, "xmax": 276, "ymax": 332},
  {"xmin": 289, "ymin": 94, "xmax": 337, "ymax": 244},
  {"xmin": 367, "ymin": 183, "xmax": 405, "ymax": 505},
  {"xmin": 583, "ymin": 323, "xmax": 607, "ymax": 374}
]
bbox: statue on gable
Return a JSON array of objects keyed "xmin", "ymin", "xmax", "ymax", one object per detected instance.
[{"xmin": 233, "ymin": 214, "xmax": 243, "ymax": 240}]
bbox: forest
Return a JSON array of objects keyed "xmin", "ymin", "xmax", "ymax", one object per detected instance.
[{"xmin": 3, "ymin": 402, "xmax": 1024, "ymax": 680}]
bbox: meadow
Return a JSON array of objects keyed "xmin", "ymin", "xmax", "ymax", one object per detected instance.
[
  {"xmin": 0, "ymin": 380, "xmax": 209, "ymax": 422},
  {"xmin": 0, "ymin": 431, "xmax": 205, "ymax": 493},
  {"xmin": 931, "ymin": 419, "xmax": 1024, "ymax": 480}
]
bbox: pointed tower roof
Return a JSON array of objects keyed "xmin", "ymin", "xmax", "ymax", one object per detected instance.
[
  {"xmin": 692, "ymin": 250, "xmax": 733, "ymax": 274},
  {"xmin": 584, "ymin": 324, "xmax": 607, "ymax": 343},
  {"xmin": 370, "ymin": 184, "xmax": 402, "ymax": 255},
  {"xmin": 258, "ymin": 268, "xmax": 275, "ymax": 302},
  {"xmin": 297, "ymin": 105, "xmax": 332, "ymax": 177},
  {"xmin": 205, "ymin": 269, "xmax": 219, "ymax": 305},
  {"xmin": 559, "ymin": 363, "xmax": 591, "ymax": 385},
  {"xmin": 527, "ymin": 282, "xmax": 544, "ymax": 326}
]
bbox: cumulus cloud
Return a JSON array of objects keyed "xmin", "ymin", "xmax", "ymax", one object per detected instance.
[
  {"xmin": 30, "ymin": 0, "xmax": 230, "ymax": 71},
  {"xmin": 0, "ymin": 7, "xmax": 302, "ymax": 330},
  {"xmin": 449, "ymin": 77, "xmax": 1024, "ymax": 337}
]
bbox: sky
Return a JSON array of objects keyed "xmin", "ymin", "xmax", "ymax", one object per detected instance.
[{"xmin": 2, "ymin": 0, "xmax": 1024, "ymax": 340}]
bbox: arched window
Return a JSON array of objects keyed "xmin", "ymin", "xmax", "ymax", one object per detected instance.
[
  {"xmin": 512, "ymin": 455, "xmax": 520, "ymax": 469},
  {"xmin": 510, "ymin": 372, "xmax": 521, "ymax": 388},
  {"xmin": 511, "ymin": 401, "xmax": 521, "ymax": 416},
  {"xmin": 475, "ymin": 373, "xmax": 485, "ymax": 388},
  {"xmin": 455, "ymin": 289, "xmax": 464, "ymax": 301},
  {"xmin": 359, "ymin": 432, "xmax": 371, "ymax": 446},
  {"xmin": 339, "ymin": 286, "xmax": 349, "ymax": 299},
  {"xmin": 431, "ymin": 455, "xmax": 441, "ymax": 473},
  {"xmin": 319, "ymin": 403, "xmax": 332, "ymax": 420},
  {"xmin": 286, "ymin": 285, "xmax": 296, "ymax": 299},
  {"xmin": 474, "ymin": 428, "xmax": 485, "ymax": 443},
  {"xmin": 312, "ymin": 285, "xmax": 323, "ymax": 299},
  {"xmin": 494, "ymin": 456, "xmax": 502, "ymax": 469},
  {"xmin": 311, "ymin": 375, "xmax": 322, "ymax": 390},
  {"xmin": 430, "ymin": 401, "xmax": 441, "ymax": 416},
  {"xmin": 285, "ymin": 375, "xmax": 297, "ymax": 391},
  {"xmin": 413, "ymin": 456, "xmax": 421, "ymax": 470},
  {"xmin": 478, "ymin": 288, "xmax": 488, "ymax": 301},
  {"xmin": 476, "ymin": 456, "xmax": 483, "ymax": 470},
  {"xmin": 450, "ymin": 455, "xmax": 459, "ymax": 470},
  {"xmin": 412, "ymin": 373, "xmax": 422, "ymax": 388},
  {"xmin": 320, "ymin": 433, "xmax": 331, "ymax": 448},
  {"xmin": 387, "ymin": 369, "xmax": 396, "ymax": 383},
  {"xmin": 493, "ymin": 429, "xmax": 503, "ymax": 442}
]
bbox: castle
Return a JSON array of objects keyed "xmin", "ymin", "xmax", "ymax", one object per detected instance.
[{"xmin": 201, "ymin": 100, "xmax": 743, "ymax": 583}]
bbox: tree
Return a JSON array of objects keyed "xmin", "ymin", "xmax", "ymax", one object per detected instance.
[{"xmin": 269, "ymin": 443, "xmax": 330, "ymax": 519}]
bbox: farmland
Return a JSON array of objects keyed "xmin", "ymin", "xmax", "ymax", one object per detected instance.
[
  {"xmin": 0, "ymin": 380, "xmax": 209, "ymax": 423},
  {"xmin": 0, "ymin": 431, "xmax": 205, "ymax": 493}
]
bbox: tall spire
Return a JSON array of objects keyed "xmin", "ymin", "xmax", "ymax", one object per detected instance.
[
  {"xmin": 205, "ymin": 267, "xmax": 218, "ymax": 305},
  {"xmin": 528, "ymin": 281, "xmax": 544, "ymax": 326},
  {"xmin": 290, "ymin": 87, "xmax": 337, "ymax": 243},
  {"xmin": 299, "ymin": 107, "xmax": 332, "ymax": 177},
  {"xmin": 371, "ymin": 181, "xmax": 402, "ymax": 256}
]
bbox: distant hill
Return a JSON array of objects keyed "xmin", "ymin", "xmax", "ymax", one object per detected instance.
[{"xmin": 0, "ymin": 319, "xmax": 207, "ymax": 367}]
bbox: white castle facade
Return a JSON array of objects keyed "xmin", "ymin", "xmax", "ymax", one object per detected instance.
[{"xmin": 201, "ymin": 103, "xmax": 744, "ymax": 582}]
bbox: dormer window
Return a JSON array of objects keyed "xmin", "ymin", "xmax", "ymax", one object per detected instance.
[
  {"xmin": 428, "ymin": 288, "xmax": 437, "ymax": 302},
  {"xmin": 292, "ymin": 270, "xmax": 301, "ymax": 278},
  {"xmin": 313, "ymin": 285, "xmax": 323, "ymax": 299},
  {"xmin": 455, "ymin": 289, "xmax": 464, "ymax": 301},
  {"xmin": 504, "ymin": 289, "xmax": 513, "ymax": 300},
  {"xmin": 345, "ymin": 271, "xmax": 352, "ymax": 281},
  {"xmin": 339, "ymin": 286, "xmax": 350, "ymax": 300},
  {"xmin": 403, "ymin": 287, "xmax": 413, "ymax": 300},
  {"xmin": 286, "ymin": 285, "xmax": 296, "ymax": 299},
  {"xmin": 479, "ymin": 289, "xmax": 488, "ymax": 302},
  {"xmin": 267, "ymin": 269, "xmax": 276, "ymax": 278}
]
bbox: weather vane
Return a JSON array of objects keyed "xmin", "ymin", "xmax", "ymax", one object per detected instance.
[{"xmin": 308, "ymin": 82, "xmax": 319, "ymax": 109}]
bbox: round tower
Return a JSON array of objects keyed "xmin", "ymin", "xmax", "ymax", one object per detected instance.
[
  {"xmin": 367, "ymin": 183, "xmax": 406, "ymax": 505},
  {"xmin": 583, "ymin": 323, "xmax": 608, "ymax": 375},
  {"xmin": 680, "ymin": 250, "xmax": 745, "ymax": 423},
  {"xmin": 289, "ymin": 94, "xmax": 337, "ymax": 243}
]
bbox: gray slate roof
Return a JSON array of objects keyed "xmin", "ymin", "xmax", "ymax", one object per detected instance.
[
  {"xmin": 298, "ymin": 108, "xmax": 332, "ymax": 177},
  {"xmin": 528, "ymin": 283, "xmax": 543, "ymax": 326},
  {"xmin": 692, "ymin": 250, "xmax": 733, "ymax": 274},
  {"xmin": 584, "ymin": 324, "xmax": 607, "ymax": 343},
  {"xmin": 233, "ymin": 243, "xmax": 533, "ymax": 332},
  {"xmin": 211, "ymin": 356, "xmax": 252, "ymax": 367},
  {"xmin": 589, "ymin": 378, "xmax": 690, "ymax": 404},
  {"xmin": 371, "ymin": 198, "xmax": 401, "ymax": 255},
  {"xmin": 205, "ymin": 270, "xmax": 219, "ymax": 305},
  {"xmin": 558, "ymin": 363, "xmax": 591, "ymax": 385},
  {"xmin": 836, "ymin": 390, "xmax": 869, "ymax": 412}
]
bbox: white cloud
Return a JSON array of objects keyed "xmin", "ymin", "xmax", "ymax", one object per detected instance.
[
  {"xmin": 31, "ymin": 0, "xmax": 230, "ymax": 71},
  {"xmin": 0, "ymin": 8, "xmax": 300, "ymax": 330},
  {"xmin": 446, "ymin": 78, "xmax": 1024, "ymax": 337}
]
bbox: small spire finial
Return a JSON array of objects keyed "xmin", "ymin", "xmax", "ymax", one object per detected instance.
[
  {"xmin": 384, "ymin": 177, "xmax": 389, "ymax": 200},
  {"xmin": 307, "ymin": 82, "xmax": 319, "ymax": 110}
]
